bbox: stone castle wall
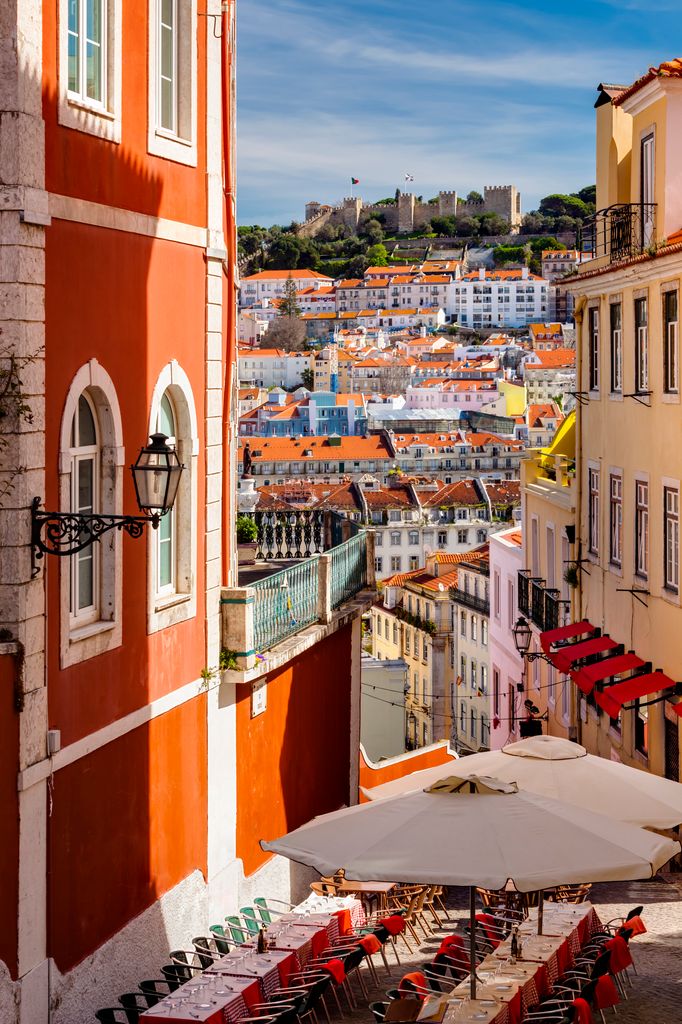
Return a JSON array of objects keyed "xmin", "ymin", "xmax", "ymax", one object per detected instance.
[{"xmin": 300, "ymin": 186, "xmax": 521, "ymax": 237}]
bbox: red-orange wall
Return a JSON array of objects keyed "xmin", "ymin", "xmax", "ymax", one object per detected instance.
[
  {"xmin": 42, "ymin": 5, "xmax": 207, "ymax": 226},
  {"xmin": 48, "ymin": 695, "xmax": 207, "ymax": 973},
  {"xmin": 44, "ymin": 219, "xmax": 208, "ymax": 747},
  {"xmin": 0, "ymin": 653, "xmax": 20, "ymax": 979},
  {"xmin": 358, "ymin": 743, "xmax": 456, "ymax": 802},
  {"xmin": 237, "ymin": 627, "xmax": 353, "ymax": 877}
]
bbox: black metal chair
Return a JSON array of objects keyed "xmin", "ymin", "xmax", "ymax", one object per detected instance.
[
  {"xmin": 138, "ymin": 979, "xmax": 174, "ymax": 1001},
  {"xmin": 95, "ymin": 1010, "xmax": 138, "ymax": 1024}
]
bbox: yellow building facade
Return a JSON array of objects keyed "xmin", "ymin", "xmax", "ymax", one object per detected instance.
[{"xmin": 566, "ymin": 61, "xmax": 682, "ymax": 780}]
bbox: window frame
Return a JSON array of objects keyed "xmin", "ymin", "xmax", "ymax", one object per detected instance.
[
  {"xmin": 635, "ymin": 477, "xmax": 649, "ymax": 580},
  {"xmin": 58, "ymin": 0, "xmax": 122, "ymax": 141},
  {"xmin": 634, "ymin": 295, "xmax": 649, "ymax": 394},
  {"xmin": 663, "ymin": 288, "xmax": 679, "ymax": 397},
  {"xmin": 609, "ymin": 471, "xmax": 623, "ymax": 568},
  {"xmin": 147, "ymin": 0, "xmax": 199, "ymax": 165},
  {"xmin": 663, "ymin": 482, "xmax": 680, "ymax": 595},
  {"xmin": 588, "ymin": 305, "xmax": 600, "ymax": 393},
  {"xmin": 588, "ymin": 465, "xmax": 600, "ymax": 557},
  {"xmin": 69, "ymin": 393, "xmax": 101, "ymax": 628},
  {"xmin": 609, "ymin": 300, "xmax": 622, "ymax": 394}
]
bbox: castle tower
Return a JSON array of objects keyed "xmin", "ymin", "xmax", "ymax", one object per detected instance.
[
  {"xmin": 438, "ymin": 191, "xmax": 459, "ymax": 218},
  {"xmin": 483, "ymin": 185, "xmax": 522, "ymax": 229},
  {"xmin": 398, "ymin": 192, "xmax": 416, "ymax": 233}
]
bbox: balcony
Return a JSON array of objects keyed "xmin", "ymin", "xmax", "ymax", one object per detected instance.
[
  {"xmin": 579, "ymin": 203, "xmax": 656, "ymax": 265},
  {"xmin": 222, "ymin": 511, "xmax": 374, "ymax": 678},
  {"xmin": 449, "ymin": 587, "xmax": 490, "ymax": 615},
  {"xmin": 518, "ymin": 570, "xmax": 566, "ymax": 632}
]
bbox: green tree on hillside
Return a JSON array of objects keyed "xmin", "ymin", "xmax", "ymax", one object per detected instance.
[
  {"xmin": 366, "ymin": 243, "xmax": 389, "ymax": 267},
  {"xmin": 279, "ymin": 276, "xmax": 302, "ymax": 318},
  {"xmin": 301, "ymin": 368, "xmax": 315, "ymax": 390}
]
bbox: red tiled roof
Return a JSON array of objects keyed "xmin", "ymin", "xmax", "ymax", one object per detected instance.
[
  {"xmin": 420, "ymin": 480, "xmax": 483, "ymax": 508},
  {"xmin": 485, "ymin": 481, "xmax": 522, "ymax": 505},
  {"xmin": 526, "ymin": 348, "xmax": 576, "ymax": 369},
  {"xmin": 243, "ymin": 269, "xmax": 333, "ymax": 281},
  {"xmin": 614, "ymin": 57, "xmax": 682, "ymax": 107},
  {"xmin": 238, "ymin": 435, "xmax": 392, "ymax": 461}
]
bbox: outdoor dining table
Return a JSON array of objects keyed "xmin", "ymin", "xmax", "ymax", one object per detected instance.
[
  {"xmin": 331, "ymin": 878, "xmax": 398, "ymax": 912},
  {"xmin": 141, "ymin": 897, "xmax": 363, "ymax": 1023}
]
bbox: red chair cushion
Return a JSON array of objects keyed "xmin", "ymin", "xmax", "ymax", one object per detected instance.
[
  {"xmin": 380, "ymin": 915, "xmax": 406, "ymax": 936},
  {"xmin": 437, "ymin": 934, "xmax": 471, "ymax": 970},
  {"xmin": 572, "ymin": 997, "xmax": 594, "ymax": 1024},
  {"xmin": 321, "ymin": 958, "xmax": 346, "ymax": 984},
  {"xmin": 359, "ymin": 934, "xmax": 381, "ymax": 955},
  {"xmin": 594, "ymin": 975, "xmax": 620, "ymax": 1010},
  {"xmin": 475, "ymin": 913, "xmax": 501, "ymax": 948},
  {"xmin": 399, "ymin": 971, "xmax": 427, "ymax": 997},
  {"xmin": 624, "ymin": 914, "xmax": 646, "ymax": 936},
  {"xmin": 605, "ymin": 935, "xmax": 633, "ymax": 973}
]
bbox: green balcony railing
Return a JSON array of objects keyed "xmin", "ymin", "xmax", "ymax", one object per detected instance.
[
  {"xmin": 252, "ymin": 558, "xmax": 320, "ymax": 653},
  {"xmin": 330, "ymin": 532, "xmax": 368, "ymax": 610}
]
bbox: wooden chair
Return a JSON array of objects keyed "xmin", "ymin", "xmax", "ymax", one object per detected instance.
[{"xmin": 310, "ymin": 880, "xmax": 339, "ymax": 897}]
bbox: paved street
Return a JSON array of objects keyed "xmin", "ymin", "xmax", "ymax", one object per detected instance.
[{"xmin": 345, "ymin": 876, "xmax": 682, "ymax": 1024}]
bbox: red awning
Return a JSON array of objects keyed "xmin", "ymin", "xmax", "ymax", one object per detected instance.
[
  {"xmin": 551, "ymin": 636, "xmax": 619, "ymax": 675},
  {"xmin": 596, "ymin": 672, "xmax": 677, "ymax": 718},
  {"xmin": 571, "ymin": 653, "xmax": 648, "ymax": 695},
  {"xmin": 540, "ymin": 620, "xmax": 597, "ymax": 655}
]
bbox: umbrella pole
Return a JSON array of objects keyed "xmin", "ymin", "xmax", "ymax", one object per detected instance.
[
  {"xmin": 537, "ymin": 890, "xmax": 544, "ymax": 935},
  {"xmin": 469, "ymin": 886, "xmax": 476, "ymax": 1000}
]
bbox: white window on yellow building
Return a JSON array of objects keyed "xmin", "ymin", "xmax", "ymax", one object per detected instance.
[
  {"xmin": 635, "ymin": 479, "xmax": 649, "ymax": 580},
  {"xmin": 663, "ymin": 289, "xmax": 679, "ymax": 396},
  {"xmin": 664, "ymin": 484, "xmax": 679, "ymax": 594},
  {"xmin": 609, "ymin": 472, "xmax": 623, "ymax": 568},
  {"xmin": 588, "ymin": 306, "xmax": 600, "ymax": 393},
  {"xmin": 635, "ymin": 296, "xmax": 648, "ymax": 393},
  {"xmin": 588, "ymin": 467, "xmax": 600, "ymax": 556},
  {"xmin": 609, "ymin": 301, "xmax": 622, "ymax": 394}
]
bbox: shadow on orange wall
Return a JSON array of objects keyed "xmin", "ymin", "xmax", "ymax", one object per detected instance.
[
  {"xmin": 358, "ymin": 742, "xmax": 457, "ymax": 803},
  {"xmin": 0, "ymin": 651, "xmax": 20, "ymax": 978},
  {"xmin": 236, "ymin": 626, "xmax": 353, "ymax": 878}
]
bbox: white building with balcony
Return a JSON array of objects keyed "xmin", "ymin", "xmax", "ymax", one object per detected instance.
[
  {"xmin": 488, "ymin": 526, "xmax": 525, "ymax": 749},
  {"xmin": 449, "ymin": 267, "xmax": 550, "ymax": 328}
]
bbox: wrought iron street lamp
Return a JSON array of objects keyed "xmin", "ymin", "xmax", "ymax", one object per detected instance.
[
  {"xmin": 31, "ymin": 433, "xmax": 183, "ymax": 573},
  {"xmin": 512, "ymin": 616, "xmax": 555, "ymax": 664}
]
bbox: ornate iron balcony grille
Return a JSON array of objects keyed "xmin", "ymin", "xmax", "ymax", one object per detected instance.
[
  {"xmin": 580, "ymin": 203, "xmax": 657, "ymax": 263},
  {"xmin": 449, "ymin": 587, "xmax": 490, "ymax": 615}
]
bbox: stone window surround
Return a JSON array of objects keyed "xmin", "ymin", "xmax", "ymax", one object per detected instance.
[
  {"xmin": 147, "ymin": 360, "xmax": 199, "ymax": 634},
  {"xmin": 59, "ymin": 360, "xmax": 124, "ymax": 667},
  {"xmin": 147, "ymin": 0, "xmax": 198, "ymax": 166},
  {"xmin": 57, "ymin": 0, "xmax": 123, "ymax": 143}
]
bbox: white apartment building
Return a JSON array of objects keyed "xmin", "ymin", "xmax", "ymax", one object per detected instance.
[
  {"xmin": 238, "ymin": 348, "xmax": 313, "ymax": 388},
  {"xmin": 405, "ymin": 380, "xmax": 500, "ymax": 412},
  {"xmin": 240, "ymin": 269, "xmax": 334, "ymax": 307},
  {"xmin": 449, "ymin": 268, "xmax": 550, "ymax": 328},
  {"xmin": 488, "ymin": 526, "xmax": 525, "ymax": 750},
  {"xmin": 522, "ymin": 349, "xmax": 577, "ymax": 404}
]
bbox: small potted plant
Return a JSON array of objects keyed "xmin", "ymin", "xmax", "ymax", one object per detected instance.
[
  {"xmin": 563, "ymin": 563, "xmax": 580, "ymax": 588},
  {"xmin": 236, "ymin": 514, "xmax": 258, "ymax": 565}
]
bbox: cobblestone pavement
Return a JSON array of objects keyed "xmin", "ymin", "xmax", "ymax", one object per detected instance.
[{"xmin": 342, "ymin": 876, "xmax": 682, "ymax": 1024}]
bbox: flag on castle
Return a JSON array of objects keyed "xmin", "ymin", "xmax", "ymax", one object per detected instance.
[
  {"xmin": 404, "ymin": 173, "xmax": 414, "ymax": 182},
  {"xmin": 351, "ymin": 177, "xmax": 360, "ymax": 185}
]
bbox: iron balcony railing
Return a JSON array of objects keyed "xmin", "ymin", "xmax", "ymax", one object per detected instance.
[
  {"xmin": 245, "ymin": 509, "xmax": 360, "ymax": 561},
  {"xmin": 449, "ymin": 587, "xmax": 490, "ymax": 615},
  {"xmin": 579, "ymin": 203, "xmax": 656, "ymax": 264},
  {"xmin": 518, "ymin": 570, "xmax": 567, "ymax": 632},
  {"xmin": 252, "ymin": 558, "xmax": 320, "ymax": 653}
]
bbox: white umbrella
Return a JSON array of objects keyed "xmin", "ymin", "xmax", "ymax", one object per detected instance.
[
  {"xmin": 262, "ymin": 775, "xmax": 680, "ymax": 999},
  {"xmin": 362, "ymin": 735, "xmax": 682, "ymax": 829}
]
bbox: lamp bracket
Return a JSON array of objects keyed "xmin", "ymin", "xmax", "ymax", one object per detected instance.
[
  {"xmin": 31, "ymin": 497, "xmax": 161, "ymax": 578},
  {"xmin": 615, "ymin": 586, "xmax": 650, "ymax": 607}
]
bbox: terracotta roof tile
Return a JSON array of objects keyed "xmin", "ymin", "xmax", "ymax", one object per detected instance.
[{"xmin": 614, "ymin": 57, "xmax": 682, "ymax": 107}]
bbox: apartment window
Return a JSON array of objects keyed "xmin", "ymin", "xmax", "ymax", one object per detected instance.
[
  {"xmin": 480, "ymin": 664, "xmax": 488, "ymax": 695},
  {"xmin": 392, "ymin": 622, "xmax": 398, "ymax": 644},
  {"xmin": 155, "ymin": 392, "xmax": 177, "ymax": 594},
  {"xmin": 438, "ymin": 530, "xmax": 447, "ymax": 546},
  {"xmin": 481, "ymin": 619, "xmax": 488, "ymax": 646},
  {"xmin": 457, "ymin": 529, "xmax": 468, "ymax": 543},
  {"xmin": 609, "ymin": 302, "xmax": 622, "ymax": 393},
  {"xmin": 404, "ymin": 629, "xmax": 410, "ymax": 654},
  {"xmin": 635, "ymin": 297, "xmax": 648, "ymax": 393},
  {"xmin": 588, "ymin": 306, "xmax": 600, "ymax": 392},
  {"xmin": 663, "ymin": 289, "xmax": 679, "ymax": 395},
  {"xmin": 609, "ymin": 473, "xmax": 623, "ymax": 567},
  {"xmin": 68, "ymin": 0, "xmax": 106, "ymax": 104},
  {"xmin": 641, "ymin": 133, "xmax": 655, "ymax": 247},
  {"xmin": 509, "ymin": 685, "xmax": 516, "ymax": 729},
  {"xmin": 459, "ymin": 701, "xmax": 466, "ymax": 732},
  {"xmin": 148, "ymin": 0, "xmax": 198, "ymax": 164},
  {"xmin": 374, "ymin": 556, "xmax": 383, "ymax": 573},
  {"xmin": 390, "ymin": 556, "xmax": 401, "ymax": 572},
  {"xmin": 70, "ymin": 394, "xmax": 99, "ymax": 624},
  {"xmin": 635, "ymin": 480, "xmax": 649, "ymax": 579},
  {"xmin": 588, "ymin": 467, "xmax": 600, "ymax": 555},
  {"xmin": 506, "ymin": 578, "xmax": 515, "ymax": 629},
  {"xmin": 409, "ymin": 556, "xmax": 419, "ymax": 570},
  {"xmin": 375, "ymin": 532, "xmax": 383, "ymax": 547},
  {"xmin": 408, "ymin": 530, "xmax": 419, "ymax": 545},
  {"xmin": 460, "ymin": 654, "xmax": 466, "ymax": 685},
  {"xmin": 635, "ymin": 698, "xmax": 648, "ymax": 757},
  {"xmin": 470, "ymin": 707, "xmax": 477, "ymax": 740},
  {"xmin": 390, "ymin": 531, "xmax": 401, "ymax": 546},
  {"xmin": 664, "ymin": 485, "xmax": 679, "ymax": 593},
  {"xmin": 481, "ymin": 713, "xmax": 490, "ymax": 747},
  {"xmin": 384, "ymin": 618, "xmax": 389, "ymax": 640},
  {"xmin": 470, "ymin": 660, "xmax": 477, "ymax": 690},
  {"xmin": 493, "ymin": 667, "xmax": 500, "ymax": 716},
  {"xmin": 471, "ymin": 615, "xmax": 478, "ymax": 642},
  {"xmin": 493, "ymin": 569, "xmax": 501, "ymax": 618}
]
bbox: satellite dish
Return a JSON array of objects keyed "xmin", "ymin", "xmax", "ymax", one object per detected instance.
[{"xmin": 438, "ymin": 583, "xmax": 445, "ymax": 592}]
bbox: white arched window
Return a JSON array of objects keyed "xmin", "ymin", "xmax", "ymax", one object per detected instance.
[
  {"xmin": 69, "ymin": 393, "xmax": 100, "ymax": 624},
  {"xmin": 147, "ymin": 362, "xmax": 198, "ymax": 633},
  {"xmin": 60, "ymin": 360, "xmax": 124, "ymax": 667}
]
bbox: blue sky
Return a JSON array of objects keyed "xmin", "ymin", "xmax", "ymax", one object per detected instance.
[{"xmin": 236, "ymin": 0, "xmax": 681, "ymax": 226}]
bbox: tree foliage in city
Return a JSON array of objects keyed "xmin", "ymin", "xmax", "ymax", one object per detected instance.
[
  {"xmin": 366, "ymin": 243, "xmax": 389, "ymax": 267},
  {"xmin": 278, "ymin": 276, "xmax": 302, "ymax": 318},
  {"xmin": 300, "ymin": 367, "xmax": 315, "ymax": 390},
  {"xmin": 262, "ymin": 316, "xmax": 308, "ymax": 351}
]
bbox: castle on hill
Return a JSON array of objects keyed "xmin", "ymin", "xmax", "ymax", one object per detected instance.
[{"xmin": 300, "ymin": 185, "xmax": 522, "ymax": 237}]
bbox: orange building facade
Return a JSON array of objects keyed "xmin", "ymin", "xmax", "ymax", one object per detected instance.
[{"xmin": 1, "ymin": 5, "xmax": 376, "ymax": 1023}]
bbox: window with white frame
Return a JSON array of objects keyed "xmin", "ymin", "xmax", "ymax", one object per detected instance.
[
  {"xmin": 635, "ymin": 480, "xmax": 649, "ymax": 579},
  {"xmin": 69, "ymin": 393, "xmax": 100, "ymax": 625},
  {"xmin": 390, "ymin": 556, "xmax": 401, "ymax": 572},
  {"xmin": 460, "ymin": 654, "xmax": 466, "ymax": 684},
  {"xmin": 460, "ymin": 610, "xmax": 466, "ymax": 637},
  {"xmin": 493, "ymin": 569, "xmax": 501, "ymax": 619},
  {"xmin": 148, "ymin": 0, "xmax": 198, "ymax": 164},
  {"xmin": 390, "ymin": 531, "xmax": 401, "ymax": 546},
  {"xmin": 384, "ymin": 618, "xmax": 389, "ymax": 640},
  {"xmin": 375, "ymin": 532, "xmax": 383, "ymax": 547},
  {"xmin": 470, "ymin": 659, "xmax": 477, "ymax": 690},
  {"xmin": 156, "ymin": 391, "xmax": 177, "ymax": 594},
  {"xmin": 459, "ymin": 701, "xmax": 466, "ymax": 731},
  {"xmin": 481, "ymin": 713, "xmax": 489, "ymax": 747},
  {"xmin": 470, "ymin": 707, "xmax": 477, "ymax": 739},
  {"xmin": 481, "ymin": 618, "xmax": 488, "ymax": 646},
  {"xmin": 480, "ymin": 664, "xmax": 488, "ymax": 695},
  {"xmin": 609, "ymin": 473, "xmax": 623, "ymax": 567},
  {"xmin": 408, "ymin": 530, "xmax": 419, "ymax": 545},
  {"xmin": 663, "ymin": 289, "xmax": 679, "ymax": 395},
  {"xmin": 392, "ymin": 621, "xmax": 398, "ymax": 644},
  {"xmin": 458, "ymin": 529, "xmax": 468, "ymax": 543},
  {"xmin": 493, "ymin": 666, "xmax": 500, "ymax": 716},
  {"xmin": 588, "ymin": 306, "xmax": 600, "ymax": 392},
  {"xmin": 374, "ymin": 556, "xmax": 383, "ymax": 573},
  {"xmin": 60, "ymin": 0, "xmax": 122, "ymax": 140},
  {"xmin": 588, "ymin": 467, "xmax": 600, "ymax": 555},
  {"xmin": 664, "ymin": 485, "xmax": 679, "ymax": 593},
  {"xmin": 471, "ymin": 615, "xmax": 478, "ymax": 641},
  {"xmin": 635, "ymin": 297, "xmax": 648, "ymax": 393},
  {"xmin": 609, "ymin": 302, "xmax": 622, "ymax": 393}
]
